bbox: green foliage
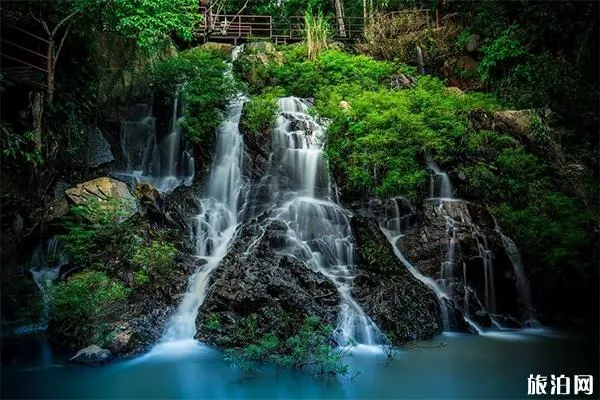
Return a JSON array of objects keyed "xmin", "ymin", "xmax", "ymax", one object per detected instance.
[
  {"xmin": 74, "ymin": 0, "xmax": 201, "ymax": 52},
  {"xmin": 315, "ymin": 73, "xmax": 500, "ymax": 198},
  {"xmin": 0, "ymin": 124, "xmax": 43, "ymax": 170},
  {"xmin": 152, "ymin": 48, "xmax": 238, "ymax": 146},
  {"xmin": 59, "ymin": 197, "xmax": 136, "ymax": 263},
  {"xmin": 478, "ymin": 25, "xmax": 527, "ymax": 84},
  {"xmin": 205, "ymin": 313, "xmax": 222, "ymax": 332},
  {"xmin": 225, "ymin": 315, "xmax": 352, "ymax": 376},
  {"xmin": 240, "ymin": 88, "xmax": 283, "ymax": 135},
  {"xmin": 50, "ymin": 271, "xmax": 130, "ymax": 346},
  {"xmin": 132, "ymin": 240, "xmax": 178, "ymax": 288},
  {"xmin": 237, "ymin": 48, "xmax": 395, "ymax": 97}
]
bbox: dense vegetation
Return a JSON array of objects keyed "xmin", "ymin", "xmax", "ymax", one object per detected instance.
[
  {"xmin": 49, "ymin": 195, "xmax": 186, "ymax": 347},
  {"xmin": 235, "ymin": 40, "xmax": 597, "ymax": 321}
]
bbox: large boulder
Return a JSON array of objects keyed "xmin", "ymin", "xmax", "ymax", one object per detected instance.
[
  {"xmin": 196, "ymin": 216, "xmax": 340, "ymax": 346},
  {"xmin": 201, "ymin": 42, "xmax": 234, "ymax": 58},
  {"xmin": 70, "ymin": 345, "xmax": 112, "ymax": 365},
  {"xmin": 65, "ymin": 177, "xmax": 135, "ymax": 208},
  {"xmin": 351, "ymin": 216, "xmax": 443, "ymax": 344},
  {"xmin": 245, "ymin": 41, "xmax": 276, "ymax": 54},
  {"xmin": 469, "ymin": 109, "xmax": 535, "ymax": 142}
]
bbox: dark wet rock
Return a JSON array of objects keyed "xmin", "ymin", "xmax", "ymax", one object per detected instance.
[
  {"xmin": 398, "ymin": 200, "xmax": 519, "ymax": 325},
  {"xmin": 351, "ymin": 216, "xmax": 443, "ymax": 344},
  {"xmin": 159, "ymin": 185, "xmax": 201, "ymax": 253},
  {"xmin": 196, "ymin": 215, "xmax": 340, "ymax": 346},
  {"xmin": 115, "ymin": 253, "xmax": 203, "ymax": 354},
  {"xmin": 70, "ymin": 345, "xmax": 112, "ymax": 366},
  {"xmin": 85, "ymin": 126, "xmax": 115, "ymax": 168}
]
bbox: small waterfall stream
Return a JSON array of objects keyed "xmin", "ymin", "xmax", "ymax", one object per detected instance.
[
  {"xmin": 263, "ymin": 97, "xmax": 383, "ymax": 345},
  {"xmin": 380, "ymin": 160, "xmax": 536, "ymax": 333},
  {"xmin": 162, "ymin": 47, "xmax": 247, "ymax": 342},
  {"xmin": 116, "ymin": 92, "xmax": 194, "ymax": 193},
  {"xmin": 15, "ymin": 237, "xmax": 68, "ymax": 334}
]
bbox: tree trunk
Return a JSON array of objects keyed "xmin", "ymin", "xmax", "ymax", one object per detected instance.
[
  {"xmin": 47, "ymin": 39, "xmax": 54, "ymax": 103},
  {"xmin": 31, "ymin": 92, "xmax": 44, "ymax": 155},
  {"xmin": 334, "ymin": 0, "xmax": 346, "ymax": 37}
]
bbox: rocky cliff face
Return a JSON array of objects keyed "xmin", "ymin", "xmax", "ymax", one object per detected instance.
[
  {"xmin": 196, "ymin": 215, "xmax": 340, "ymax": 346},
  {"xmin": 351, "ymin": 216, "xmax": 443, "ymax": 343},
  {"xmin": 367, "ymin": 198, "xmax": 523, "ymax": 328}
]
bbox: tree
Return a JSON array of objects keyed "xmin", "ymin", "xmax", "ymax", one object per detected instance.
[{"xmin": 333, "ymin": 0, "xmax": 347, "ymax": 37}]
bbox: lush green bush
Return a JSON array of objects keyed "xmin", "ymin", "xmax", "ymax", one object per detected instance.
[
  {"xmin": 152, "ymin": 48, "xmax": 238, "ymax": 147},
  {"xmin": 59, "ymin": 198, "xmax": 138, "ymax": 264},
  {"xmin": 240, "ymin": 88, "xmax": 283, "ymax": 135},
  {"xmin": 132, "ymin": 240, "xmax": 178, "ymax": 288},
  {"xmin": 236, "ymin": 47, "xmax": 395, "ymax": 97},
  {"xmin": 50, "ymin": 271, "xmax": 130, "ymax": 346},
  {"xmin": 225, "ymin": 315, "xmax": 352, "ymax": 376},
  {"xmin": 315, "ymin": 74, "xmax": 501, "ymax": 198}
]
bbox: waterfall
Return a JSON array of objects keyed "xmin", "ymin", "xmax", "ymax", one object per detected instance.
[
  {"xmin": 15, "ymin": 237, "xmax": 68, "ymax": 334},
  {"xmin": 162, "ymin": 48, "xmax": 247, "ymax": 341},
  {"xmin": 500, "ymin": 233, "xmax": 537, "ymax": 325},
  {"xmin": 116, "ymin": 92, "xmax": 194, "ymax": 192},
  {"xmin": 416, "ymin": 44, "xmax": 425, "ymax": 75},
  {"xmin": 263, "ymin": 97, "xmax": 383, "ymax": 345},
  {"xmin": 427, "ymin": 160, "xmax": 453, "ymax": 200}
]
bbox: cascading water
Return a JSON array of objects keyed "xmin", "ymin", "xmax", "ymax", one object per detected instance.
[
  {"xmin": 500, "ymin": 233, "xmax": 537, "ymax": 325},
  {"xmin": 116, "ymin": 92, "xmax": 194, "ymax": 192},
  {"xmin": 378, "ymin": 197, "xmax": 454, "ymax": 330},
  {"xmin": 262, "ymin": 97, "xmax": 383, "ymax": 346},
  {"xmin": 427, "ymin": 159, "xmax": 453, "ymax": 200},
  {"xmin": 15, "ymin": 237, "xmax": 68, "ymax": 334},
  {"xmin": 162, "ymin": 48, "xmax": 247, "ymax": 342}
]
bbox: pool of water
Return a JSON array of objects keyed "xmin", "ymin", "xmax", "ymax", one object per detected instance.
[{"xmin": 2, "ymin": 329, "xmax": 598, "ymax": 399}]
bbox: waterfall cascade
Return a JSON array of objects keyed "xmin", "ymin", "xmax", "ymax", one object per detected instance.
[
  {"xmin": 258, "ymin": 97, "xmax": 384, "ymax": 345},
  {"xmin": 162, "ymin": 48, "xmax": 247, "ymax": 342},
  {"xmin": 379, "ymin": 161, "xmax": 535, "ymax": 333},
  {"xmin": 116, "ymin": 93, "xmax": 194, "ymax": 192}
]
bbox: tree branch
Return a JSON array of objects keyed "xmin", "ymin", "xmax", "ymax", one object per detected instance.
[
  {"xmin": 51, "ymin": 11, "xmax": 79, "ymax": 37},
  {"xmin": 53, "ymin": 26, "xmax": 71, "ymax": 70}
]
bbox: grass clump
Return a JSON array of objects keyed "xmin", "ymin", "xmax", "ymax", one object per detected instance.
[{"xmin": 304, "ymin": 10, "xmax": 330, "ymax": 61}]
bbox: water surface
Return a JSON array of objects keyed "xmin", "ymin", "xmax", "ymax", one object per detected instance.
[{"xmin": 2, "ymin": 329, "xmax": 597, "ymax": 399}]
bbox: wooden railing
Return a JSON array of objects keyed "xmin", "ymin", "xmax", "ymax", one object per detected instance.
[
  {"xmin": 0, "ymin": 9, "xmax": 49, "ymax": 89},
  {"xmin": 199, "ymin": 9, "xmax": 435, "ymax": 42}
]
